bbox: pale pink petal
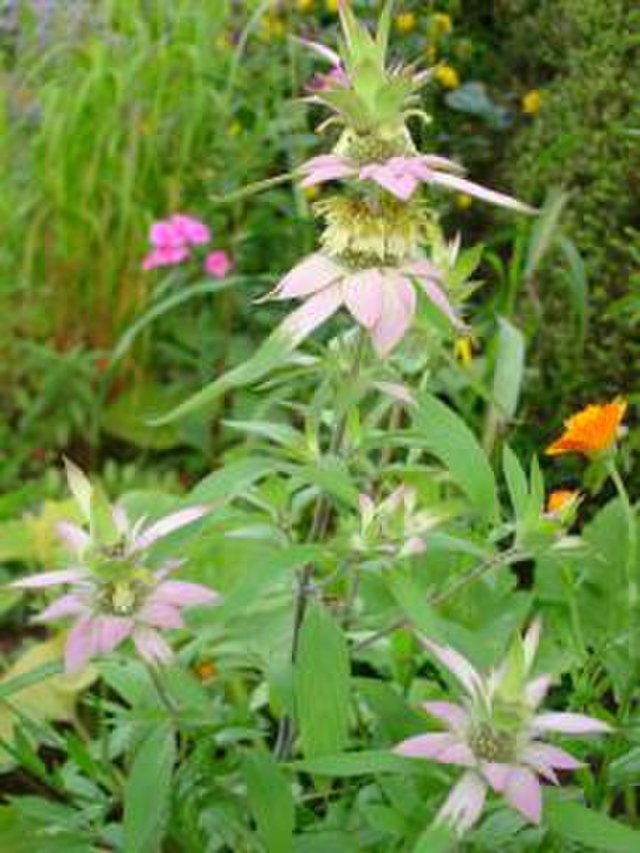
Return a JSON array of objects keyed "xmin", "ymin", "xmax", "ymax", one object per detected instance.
[
  {"xmin": 300, "ymin": 154, "xmax": 354, "ymax": 186},
  {"xmin": 421, "ymin": 636, "xmax": 484, "ymax": 697},
  {"xmin": 359, "ymin": 160, "xmax": 421, "ymax": 201},
  {"xmin": 436, "ymin": 770, "xmax": 487, "ymax": 837},
  {"xmin": 525, "ymin": 675, "xmax": 552, "ymax": 708},
  {"xmin": 133, "ymin": 627, "xmax": 173, "ymax": 667},
  {"xmin": 532, "ymin": 712, "xmax": 612, "ymax": 735},
  {"xmin": 151, "ymin": 580, "xmax": 220, "ymax": 608},
  {"xmin": 139, "ymin": 601, "xmax": 185, "ymax": 629},
  {"xmin": 281, "ymin": 284, "xmax": 344, "ymax": 346},
  {"xmin": 369, "ymin": 274, "xmax": 415, "ymax": 356},
  {"xmin": 272, "ymin": 253, "xmax": 344, "ymax": 300},
  {"xmin": 343, "ymin": 270, "xmax": 385, "ymax": 328},
  {"xmin": 130, "ymin": 505, "xmax": 210, "ymax": 553},
  {"xmin": 57, "ymin": 522, "xmax": 91, "ymax": 557},
  {"xmin": 480, "ymin": 762, "xmax": 512, "ymax": 792},
  {"xmin": 170, "ymin": 214, "xmax": 211, "ymax": 245},
  {"xmin": 10, "ymin": 568, "xmax": 88, "ymax": 589},
  {"xmin": 358, "ymin": 494, "xmax": 375, "ymax": 526},
  {"xmin": 112, "ymin": 504, "xmax": 130, "ymax": 537},
  {"xmin": 94, "ymin": 616, "xmax": 134, "ymax": 654},
  {"xmin": 522, "ymin": 742, "xmax": 583, "ymax": 773},
  {"xmin": 33, "ymin": 594, "xmax": 88, "ymax": 623},
  {"xmin": 373, "ymin": 381, "xmax": 415, "ymax": 406},
  {"xmin": 420, "ymin": 155, "xmax": 466, "ymax": 175},
  {"xmin": 64, "ymin": 616, "xmax": 98, "ymax": 674},
  {"xmin": 423, "ymin": 701, "xmax": 470, "ymax": 734},
  {"xmin": 142, "ymin": 246, "xmax": 190, "ymax": 270},
  {"xmin": 503, "ymin": 767, "xmax": 542, "ymax": 824},
  {"xmin": 401, "ymin": 536, "xmax": 426, "ymax": 556},
  {"xmin": 150, "ymin": 221, "xmax": 183, "ymax": 248},
  {"xmin": 425, "ymin": 171, "xmax": 535, "ymax": 214},
  {"xmin": 297, "ymin": 38, "xmax": 342, "ymax": 67},
  {"xmin": 405, "ymin": 258, "xmax": 443, "ymax": 281},
  {"xmin": 394, "ymin": 733, "xmax": 474, "ymax": 766}
]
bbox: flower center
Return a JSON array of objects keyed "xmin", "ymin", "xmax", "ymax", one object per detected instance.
[
  {"xmin": 315, "ymin": 194, "xmax": 431, "ymax": 266},
  {"xmin": 469, "ymin": 724, "xmax": 516, "ymax": 763},
  {"xmin": 98, "ymin": 578, "xmax": 148, "ymax": 616},
  {"xmin": 341, "ymin": 130, "xmax": 413, "ymax": 166}
]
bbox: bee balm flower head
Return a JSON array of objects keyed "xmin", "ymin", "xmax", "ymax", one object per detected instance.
[
  {"xmin": 393, "ymin": 621, "xmax": 611, "ymax": 836},
  {"xmin": 10, "ymin": 460, "xmax": 219, "ymax": 673}
]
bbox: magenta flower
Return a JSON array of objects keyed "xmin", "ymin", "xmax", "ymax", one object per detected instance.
[
  {"xmin": 204, "ymin": 250, "xmax": 233, "ymax": 280},
  {"xmin": 271, "ymin": 252, "xmax": 462, "ymax": 356},
  {"xmin": 11, "ymin": 463, "xmax": 219, "ymax": 673},
  {"xmin": 393, "ymin": 622, "xmax": 610, "ymax": 836},
  {"xmin": 142, "ymin": 213, "xmax": 211, "ymax": 271},
  {"xmin": 300, "ymin": 153, "xmax": 534, "ymax": 211}
]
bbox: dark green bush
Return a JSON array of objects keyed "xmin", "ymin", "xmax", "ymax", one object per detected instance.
[{"xmin": 501, "ymin": 0, "xmax": 640, "ymax": 434}]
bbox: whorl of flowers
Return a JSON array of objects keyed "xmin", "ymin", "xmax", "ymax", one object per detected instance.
[
  {"xmin": 393, "ymin": 621, "xmax": 611, "ymax": 836},
  {"xmin": 269, "ymin": 0, "xmax": 534, "ymax": 355},
  {"xmin": 11, "ymin": 460, "xmax": 219, "ymax": 673}
]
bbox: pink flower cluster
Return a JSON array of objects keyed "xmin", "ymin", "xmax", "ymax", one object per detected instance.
[{"xmin": 142, "ymin": 213, "xmax": 233, "ymax": 279}]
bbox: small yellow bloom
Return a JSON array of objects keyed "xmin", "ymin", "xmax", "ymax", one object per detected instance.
[
  {"xmin": 229, "ymin": 121, "xmax": 243, "ymax": 137},
  {"xmin": 194, "ymin": 660, "xmax": 217, "ymax": 681},
  {"xmin": 430, "ymin": 12, "xmax": 453, "ymax": 37},
  {"xmin": 435, "ymin": 64, "xmax": 460, "ymax": 90},
  {"xmin": 325, "ymin": 0, "xmax": 339, "ymax": 12},
  {"xmin": 304, "ymin": 185, "xmax": 320, "ymax": 201},
  {"xmin": 395, "ymin": 12, "xmax": 416, "ymax": 33},
  {"xmin": 455, "ymin": 193, "xmax": 473, "ymax": 211},
  {"xmin": 297, "ymin": 0, "xmax": 314, "ymax": 11},
  {"xmin": 522, "ymin": 89, "xmax": 542, "ymax": 115},
  {"xmin": 547, "ymin": 489, "xmax": 580, "ymax": 515},
  {"xmin": 454, "ymin": 337, "xmax": 474, "ymax": 365},
  {"xmin": 545, "ymin": 399, "xmax": 627, "ymax": 458},
  {"xmin": 260, "ymin": 15, "xmax": 286, "ymax": 40}
]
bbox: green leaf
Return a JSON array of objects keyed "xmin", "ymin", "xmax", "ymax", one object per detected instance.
[
  {"xmin": 502, "ymin": 444, "xmax": 529, "ymax": 517},
  {"xmin": 413, "ymin": 393, "xmax": 500, "ymax": 523},
  {"xmin": 102, "ymin": 385, "xmax": 184, "ymax": 450},
  {"xmin": 123, "ymin": 723, "xmax": 176, "ymax": 853},
  {"xmin": 412, "ymin": 824, "xmax": 456, "ymax": 853},
  {"xmin": 557, "ymin": 235, "xmax": 589, "ymax": 347},
  {"xmin": 243, "ymin": 752, "xmax": 294, "ymax": 853},
  {"xmin": 295, "ymin": 604, "xmax": 350, "ymax": 758},
  {"xmin": 293, "ymin": 750, "xmax": 424, "ymax": 777},
  {"xmin": 385, "ymin": 571, "xmax": 443, "ymax": 640},
  {"xmin": 190, "ymin": 456, "xmax": 279, "ymax": 504},
  {"xmin": 491, "ymin": 317, "xmax": 525, "ymax": 420},
  {"xmin": 545, "ymin": 796, "xmax": 640, "ymax": 852},
  {"xmin": 63, "ymin": 458, "xmax": 92, "ymax": 521},
  {"xmin": 609, "ymin": 746, "xmax": 640, "ymax": 787},
  {"xmin": 524, "ymin": 188, "xmax": 568, "ymax": 279},
  {"xmin": 153, "ymin": 327, "xmax": 294, "ymax": 424}
]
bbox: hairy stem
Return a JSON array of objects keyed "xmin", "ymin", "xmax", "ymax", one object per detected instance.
[
  {"xmin": 274, "ymin": 333, "xmax": 367, "ymax": 761},
  {"xmin": 353, "ymin": 547, "xmax": 523, "ymax": 652}
]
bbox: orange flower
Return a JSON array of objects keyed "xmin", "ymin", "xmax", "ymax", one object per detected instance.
[
  {"xmin": 547, "ymin": 489, "xmax": 580, "ymax": 515},
  {"xmin": 194, "ymin": 660, "xmax": 217, "ymax": 681},
  {"xmin": 545, "ymin": 399, "xmax": 627, "ymax": 457}
]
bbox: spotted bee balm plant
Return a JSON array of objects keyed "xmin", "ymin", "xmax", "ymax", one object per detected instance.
[{"xmin": 3, "ymin": 2, "xmax": 637, "ymax": 851}]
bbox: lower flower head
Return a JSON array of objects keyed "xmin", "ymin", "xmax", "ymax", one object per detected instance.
[{"xmin": 545, "ymin": 399, "xmax": 627, "ymax": 458}]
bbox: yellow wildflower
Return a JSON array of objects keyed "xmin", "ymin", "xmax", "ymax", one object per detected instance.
[
  {"xmin": 522, "ymin": 89, "xmax": 542, "ymax": 115},
  {"xmin": 395, "ymin": 12, "xmax": 416, "ymax": 33},
  {"xmin": 297, "ymin": 0, "xmax": 314, "ymax": 10},
  {"xmin": 325, "ymin": 0, "xmax": 339, "ymax": 12},
  {"xmin": 304, "ymin": 185, "xmax": 320, "ymax": 202},
  {"xmin": 435, "ymin": 64, "xmax": 460, "ymax": 89},
  {"xmin": 430, "ymin": 12, "xmax": 453, "ymax": 37},
  {"xmin": 229, "ymin": 121, "xmax": 243, "ymax": 137},
  {"xmin": 454, "ymin": 337, "xmax": 474, "ymax": 365},
  {"xmin": 455, "ymin": 193, "xmax": 473, "ymax": 211}
]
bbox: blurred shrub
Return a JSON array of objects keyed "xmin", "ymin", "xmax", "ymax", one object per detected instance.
[{"xmin": 501, "ymin": 0, "xmax": 640, "ymax": 432}]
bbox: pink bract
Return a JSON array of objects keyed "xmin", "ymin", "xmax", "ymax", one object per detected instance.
[
  {"xmin": 271, "ymin": 251, "xmax": 463, "ymax": 356},
  {"xmin": 300, "ymin": 153, "xmax": 534, "ymax": 211}
]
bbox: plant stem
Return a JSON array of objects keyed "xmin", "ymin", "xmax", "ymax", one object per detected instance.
[
  {"xmin": 353, "ymin": 547, "xmax": 523, "ymax": 652},
  {"xmin": 274, "ymin": 333, "xmax": 367, "ymax": 761},
  {"xmin": 608, "ymin": 460, "xmax": 639, "ymax": 669},
  {"xmin": 146, "ymin": 664, "xmax": 179, "ymax": 719}
]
